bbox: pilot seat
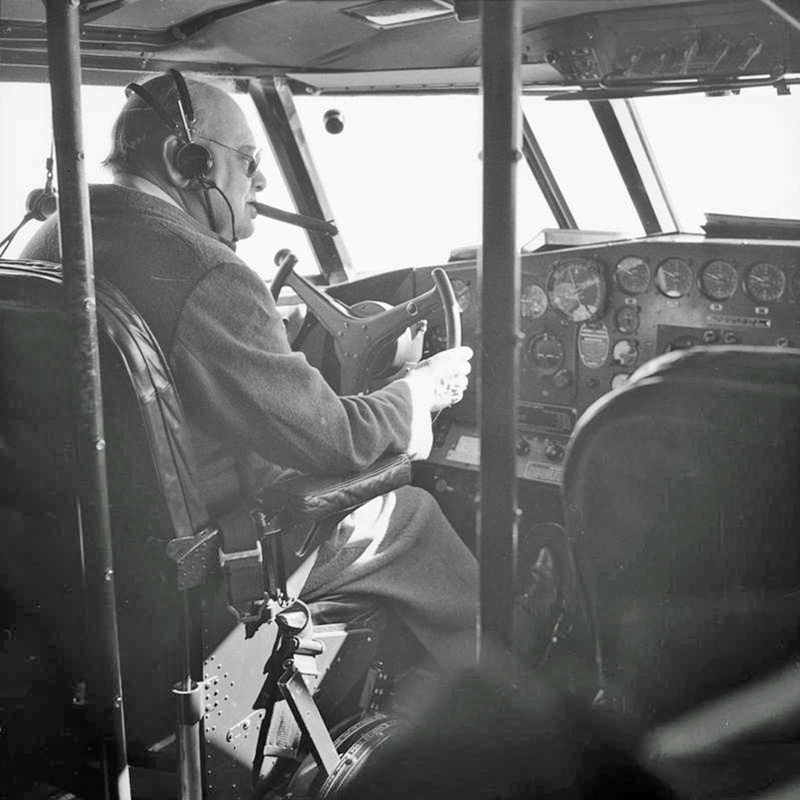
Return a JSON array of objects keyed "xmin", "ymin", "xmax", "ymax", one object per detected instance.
[{"xmin": 0, "ymin": 259, "xmax": 418, "ymax": 800}]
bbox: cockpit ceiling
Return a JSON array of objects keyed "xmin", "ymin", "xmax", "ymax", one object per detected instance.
[{"xmin": 1, "ymin": 0, "xmax": 798, "ymax": 89}]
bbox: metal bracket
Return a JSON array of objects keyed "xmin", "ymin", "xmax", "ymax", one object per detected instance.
[
  {"xmin": 279, "ymin": 668, "xmax": 340, "ymax": 778},
  {"xmin": 219, "ymin": 539, "xmax": 263, "ymax": 569},
  {"xmin": 165, "ymin": 527, "xmax": 219, "ymax": 591}
]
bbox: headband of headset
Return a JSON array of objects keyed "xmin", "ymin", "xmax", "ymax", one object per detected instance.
[{"xmin": 124, "ymin": 69, "xmax": 213, "ymax": 181}]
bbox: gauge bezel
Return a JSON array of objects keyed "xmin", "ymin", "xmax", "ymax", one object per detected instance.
[
  {"xmin": 520, "ymin": 281, "xmax": 548, "ymax": 323},
  {"xmin": 744, "ymin": 262, "xmax": 787, "ymax": 303},
  {"xmin": 615, "ymin": 255, "xmax": 651, "ymax": 295},
  {"xmin": 655, "ymin": 256, "xmax": 694, "ymax": 299},
  {"xmin": 614, "ymin": 305, "xmax": 640, "ymax": 334},
  {"xmin": 699, "ymin": 259, "xmax": 738, "ymax": 301},
  {"xmin": 525, "ymin": 331, "xmax": 564, "ymax": 374},
  {"xmin": 547, "ymin": 258, "xmax": 607, "ymax": 323}
]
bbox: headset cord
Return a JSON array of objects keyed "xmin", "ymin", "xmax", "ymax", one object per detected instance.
[
  {"xmin": 1, "ymin": 144, "xmax": 56, "ymax": 258},
  {"xmin": 0, "ymin": 217, "xmax": 32, "ymax": 258},
  {"xmin": 200, "ymin": 179, "xmax": 237, "ymax": 246}
]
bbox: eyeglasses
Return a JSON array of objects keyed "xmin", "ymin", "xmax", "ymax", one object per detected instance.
[{"xmin": 198, "ymin": 136, "xmax": 262, "ymax": 178}]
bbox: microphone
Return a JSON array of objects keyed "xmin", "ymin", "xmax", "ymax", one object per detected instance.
[
  {"xmin": 25, "ymin": 149, "xmax": 58, "ymax": 221},
  {"xmin": 252, "ymin": 202, "xmax": 338, "ymax": 237},
  {"xmin": 25, "ymin": 187, "xmax": 58, "ymax": 221}
]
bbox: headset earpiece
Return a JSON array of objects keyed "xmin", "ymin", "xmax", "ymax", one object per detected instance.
[
  {"xmin": 174, "ymin": 141, "xmax": 214, "ymax": 182},
  {"xmin": 125, "ymin": 71, "xmax": 213, "ymax": 182}
]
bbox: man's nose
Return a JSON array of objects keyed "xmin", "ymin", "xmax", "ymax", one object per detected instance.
[{"xmin": 252, "ymin": 167, "xmax": 267, "ymax": 192}]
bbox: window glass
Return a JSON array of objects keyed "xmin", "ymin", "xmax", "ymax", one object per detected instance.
[
  {"xmin": 634, "ymin": 88, "xmax": 800, "ymax": 231},
  {"xmin": 521, "ymin": 95, "xmax": 644, "ymax": 237},
  {"xmin": 293, "ymin": 93, "xmax": 557, "ymax": 275}
]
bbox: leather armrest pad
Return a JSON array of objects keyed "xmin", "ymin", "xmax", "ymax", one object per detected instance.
[{"xmin": 261, "ymin": 453, "xmax": 412, "ymax": 521}]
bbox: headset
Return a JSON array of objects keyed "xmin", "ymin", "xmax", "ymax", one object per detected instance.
[
  {"xmin": 125, "ymin": 69, "xmax": 214, "ymax": 182},
  {"xmin": 125, "ymin": 69, "xmax": 239, "ymax": 241}
]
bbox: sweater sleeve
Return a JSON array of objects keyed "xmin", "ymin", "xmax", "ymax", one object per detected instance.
[{"xmin": 172, "ymin": 260, "xmax": 426, "ymax": 476}]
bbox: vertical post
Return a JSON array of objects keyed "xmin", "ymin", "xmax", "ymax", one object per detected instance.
[
  {"xmin": 477, "ymin": 0, "xmax": 521, "ymax": 668},
  {"xmin": 249, "ymin": 79, "xmax": 352, "ymax": 283},
  {"xmin": 44, "ymin": 3, "xmax": 131, "ymax": 798}
]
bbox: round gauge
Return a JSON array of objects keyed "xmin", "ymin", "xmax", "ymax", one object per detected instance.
[
  {"xmin": 615, "ymin": 256, "xmax": 651, "ymax": 295},
  {"xmin": 520, "ymin": 282, "xmax": 548, "ymax": 322},
  {"xmin": 655, "ymin": 257, "xmax": 694, "ymax": 298},
  {"xmin": 547, "ymin": 258, "xmax": 607, "ymax": 322},
  {"xmin": 700, "ymin": 259, "xmax": 738, "ymax": 301},
  {"xmin": 450, "ymin": 278, "xmax": 473, "ymax": 313},
  {"xmin": 745, "ymin": 262, "xmax": 786, "ymax": 303},
  {"xmin": 611, "ymin": 374, "xmax": 630, "ymax": 391},
  {"xmin": 525, "ymin": 332, "xmax": 564, "ymax": 374},
  {"xmin": 614, "ymin": 305, "xmax": 640, "ymax": 334},
  {"xmin": 612, "ymin": 339, "xmax": 639, "ymax": 368}
]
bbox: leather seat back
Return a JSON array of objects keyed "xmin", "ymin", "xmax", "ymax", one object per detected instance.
[
  {"xmin": 0, "ymin": 259, "xmax": 210, "ymax": 751},
  {"xmin": 561, "ymin": 346, "xmax": 800, "ymax": 724}
]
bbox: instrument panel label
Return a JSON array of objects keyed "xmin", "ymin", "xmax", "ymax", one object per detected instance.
[
  {"xmin": 578, "ymin": 321, "xmax": 610, "ymax": 368},
  {"xmin": 706, "ymin": 314, "xmax": 772, "ymax": 329}
]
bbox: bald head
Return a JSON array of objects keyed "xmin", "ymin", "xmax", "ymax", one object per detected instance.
[
  {"xmin": 105, "ymin": 72, "xmax": 265, "ymax": 241},
  {"xmin": 105, "ymin": 73, "xmax": 244, "ymax": 176}
]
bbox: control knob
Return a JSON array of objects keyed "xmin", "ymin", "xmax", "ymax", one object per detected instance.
[{"xmin": 544, "ymin": 439, "xmax": 565, "ymax": 463}]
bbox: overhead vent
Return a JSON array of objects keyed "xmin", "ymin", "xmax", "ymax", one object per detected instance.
[{"xmin": 341, "ymin": 0, "xmax": 454, "ymax": 30}]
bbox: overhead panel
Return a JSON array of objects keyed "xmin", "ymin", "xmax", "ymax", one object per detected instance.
[{"xmin": 2, "ymin": 0, "xmax": 799, "ymax": 87}]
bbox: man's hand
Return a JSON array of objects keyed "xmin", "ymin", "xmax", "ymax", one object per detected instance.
[{"xmin": 404, "ymin": 346, "xmax": 473, "ymax": 413}]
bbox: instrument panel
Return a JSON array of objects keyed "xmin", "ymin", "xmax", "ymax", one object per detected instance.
[{"xmin": 420, "ymin": 234, "xmax": 800, "ymax": 486}]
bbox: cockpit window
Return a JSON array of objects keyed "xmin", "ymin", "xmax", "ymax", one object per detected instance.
[
  {"xmin": 520, "ymin": 95, "xmax": 647, "ymax": 238},
  {"xmin": 633, "ymin": 87, "xmax": 800, "ymax": 231},
  {"xmin": 293, "ymin": 93, "xmax": 558, "ymax": 274}
]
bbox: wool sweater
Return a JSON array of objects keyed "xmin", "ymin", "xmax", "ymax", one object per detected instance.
[{"xmin": 22, "ymin": 184, "xmax": 425, "ymax": 508}]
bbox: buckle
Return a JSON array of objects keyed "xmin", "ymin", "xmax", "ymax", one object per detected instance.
[{"xmin": 218, "ymin": 539, "xmax": 263, "ymax": 570}]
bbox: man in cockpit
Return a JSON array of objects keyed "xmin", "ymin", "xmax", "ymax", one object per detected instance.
[
  {"xmin": 22, "ymin": 72, "xmax": 483, "ymax": 671},
  {"xmin": 22, "ymin": 72, "xmax": 554, "ymax": 674}
]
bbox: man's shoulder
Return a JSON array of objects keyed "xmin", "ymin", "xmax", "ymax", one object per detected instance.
[{"xmin": 91, "ymin": 184, "xmax": 247, "ymax": 280}]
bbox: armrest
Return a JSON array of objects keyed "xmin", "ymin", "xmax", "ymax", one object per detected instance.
[
  {"xmin": 165, "ymin": 454, "xmax": 411, "ymax": 592},
  {"xmin": 260, "ymin": 453, "xmax": 412, "ymax": 522}
]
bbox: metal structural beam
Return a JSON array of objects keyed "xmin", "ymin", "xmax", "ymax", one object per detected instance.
[
  {"xmin": 477, "ymin": 0, "xmax": 521, "ymax": 669},
  {"xmin": 44, "ymin": 2, "xmax": 131, "ymax": 798},
  {"xmin": 590, "ymin": 99, "xmax": 661, "ymax": 235},
  {"xmin": 521, "ymin": 112, "xmax": 577, "ymax": 229},
  {"xmin": 624, "ymin": 99, "xmax": 682, "ymax": 232},
  {"xmin": 250, "ymin": 78, "xmax": 352, "ymax": 283}
]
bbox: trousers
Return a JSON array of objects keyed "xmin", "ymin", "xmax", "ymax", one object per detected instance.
[{"xmin": 291, "ymin": 485, "xmax": 479, "ymax": 672}]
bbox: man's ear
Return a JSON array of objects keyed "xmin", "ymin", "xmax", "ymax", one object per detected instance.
[{"xmin": 161, "ymin": 135, "xmax": 196, "ymax": 189}]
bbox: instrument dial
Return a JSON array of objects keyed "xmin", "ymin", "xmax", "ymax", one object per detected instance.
[
  {"xmin": 615, "ymin": 256, "xmax": 651, "ymax": 295},
  {"xmin": 745, "ymin": 262, "xmax": 786, "ymax": 303},
  {"xmin": 526, "ymin": 332, "xmax": 564, "ymax": 374},
  {"xmin": 547, "ymin": 258, "xmax": 607, "ymax": 322},
  {"xmin": 614, "ymin": 305, "xmax": 640, "ymax": 334},
  {"xmin": 700, "ymin": 259, "xmax": 738, "ymax": 301},
  {"xmin": 611, "ymin": 373, "xmax": 630, "ymax": 390},
  {"xmin": 520, "ymin": 282, "xmax": 548, "ymax": 322},
  {"xmin": 655, "ymin": 257, "xmax": 693, "ymax": 298}
]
